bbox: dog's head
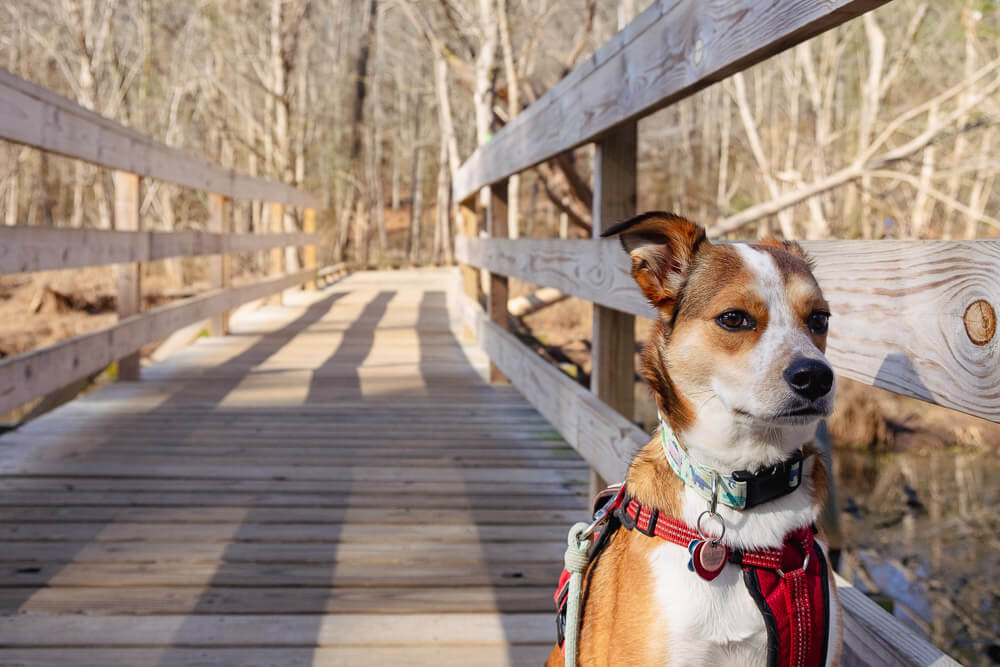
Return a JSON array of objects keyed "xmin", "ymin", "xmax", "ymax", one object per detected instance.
[{"xmin": 605, "ymin": 212, "xmax": 834, "ymax": 468}]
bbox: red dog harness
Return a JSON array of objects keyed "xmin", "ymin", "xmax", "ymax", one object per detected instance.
[{"xmin": 555, "ymin": 488, "xmax": 831, "ymax": 667}]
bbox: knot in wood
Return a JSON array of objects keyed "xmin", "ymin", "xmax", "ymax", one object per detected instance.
[{"xmin": 963, "ymin": 299, "xmax": 996, "ymax": 346}]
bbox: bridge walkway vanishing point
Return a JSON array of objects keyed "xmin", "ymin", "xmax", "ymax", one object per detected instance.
[{"xmin": 0, "ymin": 268, "xmax": 586, "ymax": 666}]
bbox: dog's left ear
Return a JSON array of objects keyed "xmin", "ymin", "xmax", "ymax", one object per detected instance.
[{"xmin": 602, "ymin": 211, "xmax": 707, "ymax": 313}]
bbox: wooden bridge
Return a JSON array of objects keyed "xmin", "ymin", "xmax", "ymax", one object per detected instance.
[{"xmin": 1, "ymin": 1, "xmax": 994, "ymax": 665}]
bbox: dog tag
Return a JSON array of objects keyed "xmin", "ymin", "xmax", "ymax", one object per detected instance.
[{"xmin": 687, "ymin": 539, "xmax": 728, "ymax": 581}]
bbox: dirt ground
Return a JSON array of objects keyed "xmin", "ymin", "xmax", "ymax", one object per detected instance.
[{"xmin": 513, "ymin": 280, "xmax": 1000, "ymax": 454}]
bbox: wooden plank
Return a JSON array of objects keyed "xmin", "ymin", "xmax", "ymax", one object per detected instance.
[
  {"xmin": 0, "ymin": 269, "xmax": 314, "ymax": 414},
  {"xmin": 489, "ymin": 181, "xmax": 510, "ymax": 383},
  {"xmin": 207, "ymin": 194, "xmax": 231, "ymax": 336},
  {"xmin": 0, "ymin": 647, "xmax": 552, "ymax": 667},
  {"xmin": 456, "ymin": 237, "xmax": 1000, "ymax": 423},
  {"xmin": 0, "ymin": 539, "xmax": 566, "ymax": 564},
  {"xmin": 835, "ymin": 574, "xmax": 961, "ymax": 667},
  {"xmin": 590, "ymin": 123, "xmax": 638, "ymax": 496},
  {"xmin": 460, "ymin": 294, "xmax": 645, "ymax": 482},
  {"xmin": 0, "ymin": 68, "xmax": 318, "ymax": 208},
  {"xmin": 269, "ymin": 202, "xmax": 285, "ymax": 306},
  {"xmin": 0, "ymin": 522, "xmax": 571, "ymax": 544},
  {"xmin": 0, "ymin": 227, "xmax": 315, "ymax": 275},
  {"xmin": 0, "ymin": 561, "xmax": 559, "ymax": 588},
  {"xmin": 112, "ymin": 171, "xmax": 141, "ymax": 381},
  {"xmin": 0, "ymin": 613, "xmax": 554, "ymax": 646},
  {"xmin": 303, "ymin": 207, "xmax": 318, "ymax": 290},
  {"xmin": 0, "ymin": 586, "xmax": 557, "ymax": 615},
  {"xmin": 452, "ymin": 0, "xmax": 890, "ymax": 201}
]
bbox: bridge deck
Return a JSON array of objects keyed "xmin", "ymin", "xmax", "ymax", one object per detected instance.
[{"xmin": 0, "ymin": 269, "xmax": 586, "ymax": 666}]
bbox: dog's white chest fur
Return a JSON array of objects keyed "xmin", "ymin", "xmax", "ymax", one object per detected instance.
[
  {"xmin": 648, "ymin": 538, "xmax": 768, "ymax": 666},
  {"xmin": 645, "ymin": 484, "xmax": 825, "ymax": 666}
]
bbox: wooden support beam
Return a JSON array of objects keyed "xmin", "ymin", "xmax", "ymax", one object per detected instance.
[
  {"xmin": 269, "ymin": 202, "xmax": 285, "ymax": 306},
  {"xmin": 208, "ymin": 194, "xmax": 232, "ymax": 336},
  {"xmin": 112, "ymin": 171, "xmax": 141, "ymax": 381},
  {"xmin": 488, "ymin": 182, "xmax": 509, "ymax": 384},
  {"xmin": 590, "ymin": 123, "xmax": 638, "ymax": 494},
  {"xmin": 303, "ymin": 208, "xmax": 318, "ymax": 291}
]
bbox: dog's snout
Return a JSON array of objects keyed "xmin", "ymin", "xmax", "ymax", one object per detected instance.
[{"xmin": 783, "ymin": 358, "xmax": 833, "ymax": 401}]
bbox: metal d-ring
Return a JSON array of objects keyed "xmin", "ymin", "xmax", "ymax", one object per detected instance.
[
  {"xmin": 696, "ymin": 510, "xmax": 726, "ymax": 544},
  {"xmin": 710, "ymin": 471, "xmax": 719, "ymax": 515}
]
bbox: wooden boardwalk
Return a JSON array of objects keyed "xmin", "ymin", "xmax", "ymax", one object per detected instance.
[{"xmin": 0, "ymin": 269, "xmax": 587, "ymax": 666}]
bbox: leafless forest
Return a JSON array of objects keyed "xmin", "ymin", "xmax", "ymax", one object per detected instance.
[{"xmin": 2, "ymin": 0, "xmax": 999, "ymax": 278}]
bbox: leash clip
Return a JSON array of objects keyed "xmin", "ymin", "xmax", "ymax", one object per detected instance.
[{"xmin": 695, "ymin": 472, "xmax": 726, "ymax": 545}]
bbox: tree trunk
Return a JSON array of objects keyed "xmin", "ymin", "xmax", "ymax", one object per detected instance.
[{"xmin": 408, "ymin": 110, "xmax": 423, "ymax": 264}]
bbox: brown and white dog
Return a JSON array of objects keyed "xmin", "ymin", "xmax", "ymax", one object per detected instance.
[{"xmin": 546, "ymin": 212, "xmax": 842, "ymax": 666}]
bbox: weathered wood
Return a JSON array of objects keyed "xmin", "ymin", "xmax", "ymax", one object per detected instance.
[
  {"xmin": 269, "ymin": 202, "xmax": 285, "ymax": 306},
  {"xmin": 207, "ymin": 194, "xmax": 231, "ymax": 336},
  {"xmin": 0, "ymin": 269, "xmax": 313, "ymax": 414},
  {"xmin": 460, "ymin": 294, "xmax": 644, "ymax": 483},
  {"xmin": 590, "ymin": 123, "xmax": 638, "ymax": 497},
  {"xmin": 453, "ymin": 0, "xmax": 891, "ymax": 201},
  {"xmin": 303, "ymin": 207, "xmax": 318, "ymax": 290},
  {"xmin": 0, "ymin": 647, "xmax": 552, "ymax": 667},
  {"xmin": 834, "ymin": 574, "xmax": 961, "ymax": 667},
  {"xmin": 112, "ymin": 171, "xmax": 142, "ymax": 381},
  {"xmin": 0, "ymin": 68, "xmax": 318, "ymax": 208},
  {"xmin": 456, "ymin": 237, "xmax": 1000, "ymax": 423},
  {"xmin": 488, "ymin": 181, "xmax": 510, "ymax": 383},
  {"xmin": 0, "ymin": 613, "xmax": 554, "ymax": 646},
  {"xmin": 0, "ymin": 227, "xmax": 316, "ymax": 275}
]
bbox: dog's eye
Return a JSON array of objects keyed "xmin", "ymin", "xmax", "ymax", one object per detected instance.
[
  {"xmin": 716, "ymin": 310, "xmax": 756, "ymax": 331},
  {"xmin": 807, "ymin": 311, "xmax": 830, "ymax": 334}
]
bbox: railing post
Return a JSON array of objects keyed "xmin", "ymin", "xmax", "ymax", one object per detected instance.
[
  {"xmin": 458, "ymin": 197, "xmax": 482, "ymax": 339},
  {"xmin": 209, "ymin": 194, "xmax": 231, "ymax": 335},
  {"xmin": 488, "ymin": 181, "xmax": 509, "ymax": 384},
  {"xmin": 269, "ymin": 201, "xmax": 285, "ymax": 305},
  {"xmin": 303, "ymin": 207, "xmax": 318, "ymax": 290},
  {"xmin": 113, "ymin": 171, "xmax": 142, "ymax": 381},
  {"xmin": 590, "ymin": 123, "xmax": 638, "ymax": 495}
]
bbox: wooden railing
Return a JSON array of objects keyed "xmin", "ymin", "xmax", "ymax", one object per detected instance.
[
  {"xmin": 453, "ymin": 1, "xmax": 993, "ymax": 665},
  {"xmin": 0, "ymin": 69, "xmax": 321, "ymax": 416}
]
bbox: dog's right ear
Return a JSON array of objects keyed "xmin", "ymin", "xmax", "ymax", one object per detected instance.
[{"xmin": 601, "ymin": 211, "xmax": 707, "ymax": 313}]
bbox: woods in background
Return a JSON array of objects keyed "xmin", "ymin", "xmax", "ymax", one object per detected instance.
[{"xmin": 1, "ymin": 0, "xmax": 998, "ymax": 285}]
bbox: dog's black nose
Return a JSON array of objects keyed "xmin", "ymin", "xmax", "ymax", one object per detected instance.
[{"xmin": 783, "ymin": 358, "xmax": 834, "ymax": 401}]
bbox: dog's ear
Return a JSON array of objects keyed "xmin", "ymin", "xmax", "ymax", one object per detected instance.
[
  {"xmin": 754, "ymin": 237, "xmax": 815, "ymax": 269},
  {"xmin": 602, "ymin": 211, "xmax": 707, "ymax": 312}
]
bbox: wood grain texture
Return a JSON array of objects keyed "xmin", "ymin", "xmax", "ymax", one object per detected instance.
[
  {"xmin": 489, "ymin": 182, "xmax": 510, "ymax": 383},
  {"xmin": 0, "ymin": 269, "xmax": 314, "ymax": 414},
  {"xmin": 0, "ymin": 227, "xmax": 316, "ymax": 275},
  {"xmin": 453, "ymin": 0, "xmax": 890, "ymax": 201},
  {"xmin": 207, "ymin": 194, "xmax": 231, "ymax": 336},
  {"xmin": 456, "ymin": 236, "xmax": 1000, "ymax": 422},
  {"xmin": 0, "ymin": 68, "xmax": 318, "ymax": 208},
  {"xmin": 834, "ymin": 574, "xmax": 961, "ymax": 667},
  {"xmin": 460, "ymin": 293, "xmax": 645, "ymax": 483},
  {"xmin": 112, "ymin": 171, "xmax": 141, "ymax": 381},
  {"xmin": 590, "ymin": 124, "xmax": 638, "ymax": 496},
  {"xmin": 0, "ymin": 269, "xmax": 587, "ymax": 663}
]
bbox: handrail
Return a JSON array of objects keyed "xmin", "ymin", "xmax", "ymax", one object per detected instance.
[
  {"xmin": 456, "ymin": 236, "xmax": 1000, "ymax": 424},
  {"xmin": 0, "ymin": 70, "xmax": 324, "ymax": 415},
  {"xmin": 1, "ymin": 227, "xmax": 315, "ymax": 274},
  {"xmin": 0, "ymin": 69, "xmax": 317, "ymax": 209},
  {"xmin": 453, "ymin": 0, "xmax": 891, "ymax": 203}
]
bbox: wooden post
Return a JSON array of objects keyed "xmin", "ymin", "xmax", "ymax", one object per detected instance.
[
  {"xmin": 269, "ymin": 201, "xmax": 285, "ymax": 305},
  {"xmin": 488, "ymin": 181, "xmax": 509, "ymax": 384},
  {"xmin": 209, "ymin": 194, "xmax": 231, "ymax": 335},
  {"xmin": 112, "ymin": 171, "xmax": 142, "ymax": 381},
  {"xmin": 303, "ymin": 207, "xmax": 318, "ymax": 290},
  {"xmin": 590, "ymin": 124, "xmax": 638, "ymax": 496},
  {"xmin": 459, "ymin": 197, "xmax": 482, "ymax": 339}
]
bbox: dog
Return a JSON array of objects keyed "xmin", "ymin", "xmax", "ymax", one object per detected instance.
[{"xmin": 547, "ymin": 212, "xmax": 842, "ymax": 666}]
